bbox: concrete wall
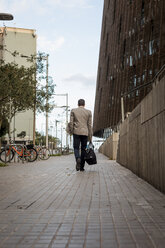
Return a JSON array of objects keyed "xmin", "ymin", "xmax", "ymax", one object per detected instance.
[
  {"xmin": 117, "ymin": 76, "xmax": 165, "ymax": 193},
  {"xmin": 99, "ymin": 133, "xmax": 119, "ymax": 160},
  {"xmin": 0, "ymin": 27, "xmax": 36, "ymax": 142}
]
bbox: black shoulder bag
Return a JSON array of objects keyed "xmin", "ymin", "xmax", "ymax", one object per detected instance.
[{"xmin": 84, "ymin": 142, "xmax": 97, "ymax": 165}]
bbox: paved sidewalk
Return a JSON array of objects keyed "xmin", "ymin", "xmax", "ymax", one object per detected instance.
[{"xmin": 0, "ymin": 153, "xmax": 165, "ymax": 248}]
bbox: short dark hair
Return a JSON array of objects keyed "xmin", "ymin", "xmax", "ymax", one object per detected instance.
[{"xmin": 78, "ymin": 99, "xmax": 85, "ymax": 106}]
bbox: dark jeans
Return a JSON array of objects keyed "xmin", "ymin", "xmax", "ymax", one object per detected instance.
[{"xmin": 73, "ymin": 134, "xmax": 88, "ymax": 167}]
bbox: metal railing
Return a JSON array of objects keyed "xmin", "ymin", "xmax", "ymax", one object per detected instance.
[{"xmin": 121, "ymin": 64, "xmax": 165, "ymax": 122}]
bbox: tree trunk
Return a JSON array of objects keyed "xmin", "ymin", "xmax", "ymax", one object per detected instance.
[{"xmin": 0, "ymin": 120, "xmax": 2, "ymax": 151}]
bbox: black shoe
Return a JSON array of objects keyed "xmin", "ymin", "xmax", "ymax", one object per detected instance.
[
  {"xmin": 76, "ymin": 158, "xmax": 81, "ymax": 171},
  {"xmin": 80, "ymin": 167, "xmax": 85, "ymax": 171}
]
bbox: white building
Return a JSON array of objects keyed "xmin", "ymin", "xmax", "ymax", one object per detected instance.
[{"xmin": 0, "ymin": 27, "xmax": 37, "ymax": 143}]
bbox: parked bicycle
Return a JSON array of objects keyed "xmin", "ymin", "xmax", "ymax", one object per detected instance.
[
  {"xmin": 36, "ymin": 146, "xmax": 50, "ymax": 160},
  {"xmin": 0, "ymin": 143, "xmax": 38, "ymax": 163}
]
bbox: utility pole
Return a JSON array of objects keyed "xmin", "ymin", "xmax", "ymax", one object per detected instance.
[
  {"xmin": 8, "ymin": 98, "xmax": 12, "ymax": 143},
  {"xmin": 21, "ymin": 53, "xmax": 49, "ymax": 146},
  {"xmin": 55, "ymin": 120, "xmax": 59, "ymax": 139},
  {"xmin": 45, "ymin": 54, "xmax": 49, "ymax": 148},
  {"xmin": 33, "ymin": 84, "xmax": 36, "ymax": 145},
  {"xmin": 61, "ymin": 122, "xmax": 63, "ymax": 154},
  {"xmin": 33, "ymin": 106, "xmax": 36, "ymax": 144},
  {"xmin": 53, "ymin": 93, "xmax": 69, "ymax": 147},
  {"xmin": 66, "ymin": 93, "xmax": 69, "ymax": 147}
]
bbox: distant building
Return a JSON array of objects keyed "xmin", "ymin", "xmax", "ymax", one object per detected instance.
[
  {"xmin": 93, "ymin": 0, "xmax": 165, "ymax": 137},
  {"xmin": 0, "ymin": 27, "xmax": 37, "ymax": 142}
]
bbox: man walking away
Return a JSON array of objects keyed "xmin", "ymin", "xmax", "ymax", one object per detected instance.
[{"xmin": 70, "ymin": 99, "xmax": 92, "ymax": 171}]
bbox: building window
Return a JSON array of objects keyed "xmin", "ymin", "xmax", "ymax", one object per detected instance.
[
  {"xmin": 111, "ymin": 96, "xmax": 114, "ymax": 105},
  {"xmin": 149, "ymin": 69, "xmax": 152, "ymax": 76},
  {"xmin": 149, "ymin": 40, "xmax": 154, "ymax": 55},
  {"xmin": 133, "ymin": 75, "xmax": 136, "ymax": 87},
  {"xmin": 138, "ymin": 76, "xmax": 141, "ymax": 84},
  {"xmin": 136, "ymin": 90, "xmax": 139, "ymax": 96},
  {"xmin": 130, "ymin": 56, "xmax": 133, "ymax": 66},
  {"xmin": 138, "ymin": 51, "xmax": 141, "ymax": 59}
]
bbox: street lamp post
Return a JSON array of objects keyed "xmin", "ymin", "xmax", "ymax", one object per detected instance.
[
  {"xmin": 55, "ymin": 120, "xmax": 60, "ymax": 139},
  {"xmin": 45, "ymin": 54, "xmax": 49, "ymax": 148},
  {"xmin": 61, "ymin": 123, "xmax": 63, "ymax": 153},
  {"xmin": 21, "ymin": 54, "xmax": 49, "ymax": 147},
  {"xmin": 66, "ymin": 93, "xmax": 68, "ymax": 147},
  {"xmin": 50, "ymin": 125, "xmax": 53, "ymax": 154},
  {"xmin": 54, "ymin": 93, "xmax": 69, "ymax": 147}
]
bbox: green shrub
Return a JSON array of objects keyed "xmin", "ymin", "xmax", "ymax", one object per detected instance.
[
  {"xmin": 0, "ymin": 162, "xmax": 8, "ymax": 167},
  {"xmin": 50, "ymin": 154, "xmax": 62, "ymax": 157}
]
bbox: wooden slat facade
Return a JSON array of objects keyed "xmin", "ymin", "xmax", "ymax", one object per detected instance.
[{"xmin": 93, "ymin": 0, "xmax": 165, "ymax": 137}]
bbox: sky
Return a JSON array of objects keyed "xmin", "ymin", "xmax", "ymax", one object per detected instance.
[{"xmin": 0, "ymin": 0, "xmax": 104, "ymax": 145}]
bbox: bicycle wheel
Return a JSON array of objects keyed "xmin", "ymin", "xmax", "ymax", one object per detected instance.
[
  {"xmin": 0, "ymin": 149, "xmax": 14, "ymax": 162},
  {"xmin": 39, "ymin": 148, "xmax": 50, "ymax": 160},
  {"xmin": 26, "ymin": 148, "xmax": 38, "ymax": 162}
]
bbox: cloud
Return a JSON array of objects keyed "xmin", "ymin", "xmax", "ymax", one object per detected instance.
[
  {"xmin": 0, "ymin": 0, "xmax": 93, "ymax": 15},
  {"xmin": 37, "ymin": 36, "xmax": 65, "ymax": 52},
  {"xmin": 64, "ymin": 73, "xmax": 96, "ymax": 87},
  {"xmin": 0, "ymin": 0, "xmax": 32, "ymax": 14},
  {"xmin": 0, "ymin": 0, "xmax": 36, "ymax": 16},
  {"xmin": 0, "ymin": 0, "xmax": 8, "ymax": 10},
  {"xmin": 46, "ymin": 0, "xmax": 93, "ymax": 9}
]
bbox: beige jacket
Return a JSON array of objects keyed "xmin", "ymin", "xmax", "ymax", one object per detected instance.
[{"xmin": 70, "ymin": 106, "xmax": 92, "ymax": 138}]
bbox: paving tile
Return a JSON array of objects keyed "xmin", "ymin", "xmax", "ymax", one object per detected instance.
[
  {"xmin": 68, "ymin": 244, "xmax": 84, "ymax": 248},
  {"xmin": 0, "ymin": 154, "xmax": 164, "ymax": 248}
]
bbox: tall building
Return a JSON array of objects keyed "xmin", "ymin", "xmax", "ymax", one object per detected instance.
[
  {"xmin": 0, "ymin": 27, "xmax": 37, "ymax": 142},
  {"xmin": 93, "ymin": 0, "xmax": 165, "ymax": 137}
]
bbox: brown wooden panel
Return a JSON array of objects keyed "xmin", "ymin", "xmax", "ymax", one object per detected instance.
[{"xmin": 94, "ymin": 0, "xmax": 165, "ymax": 137}]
